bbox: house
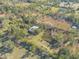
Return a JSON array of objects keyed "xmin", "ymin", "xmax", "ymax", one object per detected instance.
[{"xmin": 28, "ymin": 26, "xmax": 39, "ymax": 35}]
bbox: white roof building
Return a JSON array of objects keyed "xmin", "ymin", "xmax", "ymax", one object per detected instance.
[{"xmin": 29, "ymin": 26, "xmax": 39, "ymax": 32}]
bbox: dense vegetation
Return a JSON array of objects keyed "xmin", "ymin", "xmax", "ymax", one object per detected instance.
[{"xmin": 0, "ymin": 0, "xmax": 79, "ymax": 59}]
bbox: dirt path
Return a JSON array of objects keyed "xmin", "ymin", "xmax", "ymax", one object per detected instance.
[{"xmin": 37, "ymin": 16, "xmax": 71, "ymax": 31}]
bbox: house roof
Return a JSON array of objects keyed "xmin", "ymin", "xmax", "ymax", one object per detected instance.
[{"xmin": 29, "ymin": 26, "xmax": 39, "ymax": 30}]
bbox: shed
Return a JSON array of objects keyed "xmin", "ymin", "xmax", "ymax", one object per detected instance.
[{"xmin": 28, "ymin": 26, "xmax": 39, "ymax": 35}]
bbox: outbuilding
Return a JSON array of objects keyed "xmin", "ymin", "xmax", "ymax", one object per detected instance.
[{"xmin": 28, "ymin": 26, "xmax": 39, "ymax": 35}]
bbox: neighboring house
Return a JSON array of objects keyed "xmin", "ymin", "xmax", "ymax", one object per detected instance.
[{"xmin": 28, "ymin": 26, "xmax": 39, "ymax": 35}]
